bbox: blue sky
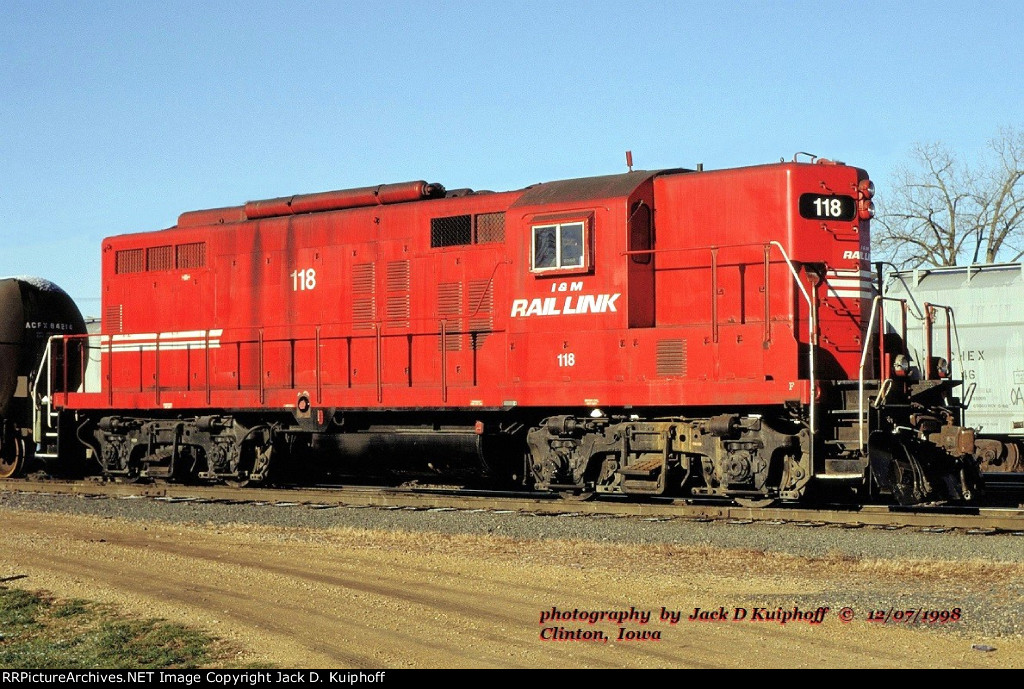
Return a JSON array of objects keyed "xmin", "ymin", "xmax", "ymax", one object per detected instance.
[{"xmin": 2, "ymin": 1, "xmax": 1022, "ymax": 317}]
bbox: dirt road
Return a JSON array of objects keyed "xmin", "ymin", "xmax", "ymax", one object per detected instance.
[{"xmin": 1, "ymin": 507, "xmax": 1021, "ymax": 668}]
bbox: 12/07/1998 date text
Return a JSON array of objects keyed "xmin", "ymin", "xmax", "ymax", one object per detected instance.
[{"xmin": 865, "ymin": 608, "xmax": 962, "ymax": 624}]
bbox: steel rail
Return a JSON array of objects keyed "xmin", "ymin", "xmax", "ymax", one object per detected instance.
[{"xmin": 3, "ymin": 479, "xmax": 1023, "ymax": 534}]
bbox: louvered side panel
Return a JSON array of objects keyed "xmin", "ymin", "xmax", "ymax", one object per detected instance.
[
  {"xmin": 437, "ymin": 282, "xmax": 463, "ymax": 351},
  {"xmin": 656, "ymin": 339, "xmax": 687, "ymax": 377},
  {"xmin": 104, "ymin": 304, "xmax": 124, "ymax": 334},
  {"xmin": 352, "ymin": 262, "xmax": 376, "ymax": 330},
  {"xmin": 468, "ymin": 279, "xmax": 494, "ymax": 349},
  {"xmin": 385, "ymin": 260, "xmax": 411, "ymax": 329},
  {"xmin": 386, "ymin": 295, "xmax": 410, "ymax": 328}
]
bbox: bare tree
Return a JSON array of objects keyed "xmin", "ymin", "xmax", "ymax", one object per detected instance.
[{"xmin": 874, "ymin": 127, "xmax": 1024, "ymax": 268}]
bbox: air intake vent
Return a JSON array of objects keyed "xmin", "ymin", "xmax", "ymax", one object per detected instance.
[
  {"xmin": 431, "ymin": 215, "xmax": 472, "ymax": 248},
  {"xmin": 656, "ymin": 339, "xmax": 687, "ymax": 377},
  {"xmin": 475, "ymin": 212, "xmax": 505, "ymax": 243},
  {"xmin": 352, "ymin": 263, "xmax": 375, "ymax": 294},
  {"xmin": 468, "ymin": 279, "xmax": 494, "ymax": 349},
  {"xmin": 352, "ymin": 263, "xmax": 376, "ymax": 330},
  {"xmin": 104, "ymin": 304, "xmax": 124, "ymax": 334},
  {"xmin": 386, "ymin": 260, "xmax": 410, "ymax": 292},
  {"xmin": 386, "ymin": 295, "xmax": 410, "ymax": 328},
  {"xmin": 438, "ymin": 282, "xmax": 463, "ymax": 351},
  {"xmin": 385, "ymin": 260, "xmax": 411, "ymax": 329}
]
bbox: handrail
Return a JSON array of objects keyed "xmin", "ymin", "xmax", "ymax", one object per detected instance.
[
  {"xmin": 31, "ymin": 336, "xmax": 56, "ymax": 434},
  {"xmin": 258, "ymin": 329, "xmax": 264, "ymax": 405},
  {"xmin": 315, "ymin": 326, "xmax": 322, "ymax": 404},
  {"xmin": 923, "ymin": 303, "xmax": 954, "ymax": 381},
  {"xmin": 107, "ymin": 334, "xmax": 113, "ymax": 406},
  {"xmin": 710, "ymin": 248, "xmax": 719, "ymax": 343},
  {"xmin": 62, "ymin": 336, "xmax": 69, "ymax": 407},
  {"xmin": 155, "ymin": 337, "xmax": 161, "ymax": 406},
  {"xmin": 763, "ymin": 245, "xmax": 771, "ymax": 345},
  {"xmin": 767, "ymin": 241, "xmax": 817, "ymax": 436},
  {"xmin": 440, "ymin": 321, "xmax": 448, "ymax": 403},
  {"xmin": 205, "ymin": 330, "xmax": 211, "ymax": 405},
  {"xmin": 857, "ymin": 295, "xmax": 909, "ymax": 450},
  {"xmin": 623, "ymin": 239, "xmax": 796, "ymax": 256},
  {"xmin": 375, "ymin": 324, "xmax": 383, "ymax": 403},
  {"xmin": 626, "ymin": 239, "xmax": 813, "ymax": 390},
  {"xmin": 49, "ymin": 245, "xmax": 820, "ymax": 424}
]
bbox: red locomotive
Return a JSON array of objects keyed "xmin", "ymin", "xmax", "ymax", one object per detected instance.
[{"xmin": 23, "ymin": 156, "xmax": 1010, "ymax": 505}]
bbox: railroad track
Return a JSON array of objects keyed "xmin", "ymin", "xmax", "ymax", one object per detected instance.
[{"xmin": 3, "ymin": 478, "xmax": 1024, "ymax": 535}]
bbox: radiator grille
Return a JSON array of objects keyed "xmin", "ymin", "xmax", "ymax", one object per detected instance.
[
  {"xmin": 115, "ymin": 249, "xmax": 144, "ymax": 274},
  {"xmin": 146, "ymin": 245, "xmax": 174, "ymax": 271},
  {"xmin": 175, "ymin": 242, "xmax": 206, "ymax": 269}
]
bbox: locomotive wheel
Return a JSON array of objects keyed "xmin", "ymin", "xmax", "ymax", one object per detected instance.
[
  {"xmin": 868, "ymin": 431, "xmax": 925, "ymax": 505},
  {"xmin": 0, "ymin": 435, "xmax": 26, "ymax": 479},
  {"xmin": 888, "ymin": 457, "xmax": 921, "ymax": 506},
  {"xmin": 225, "ymin": 426, "xmax": 275, "ymax": 488}
]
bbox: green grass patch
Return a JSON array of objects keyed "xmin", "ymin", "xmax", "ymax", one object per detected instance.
[{"xmin": 0, "ymin": 586, "xmax": 242, "ymax": 669}]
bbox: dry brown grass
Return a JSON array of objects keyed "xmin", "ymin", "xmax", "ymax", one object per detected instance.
[{"xmin": 222, "ymin": 521, "xmax": 1024, "ymax": 588}]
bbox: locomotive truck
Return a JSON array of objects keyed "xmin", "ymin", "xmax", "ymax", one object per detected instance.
[{"xmin": 7, "ymin": 156, "xmax": 1013, "ymax": 505}]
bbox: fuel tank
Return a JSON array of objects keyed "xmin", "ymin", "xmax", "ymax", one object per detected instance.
[{"xmin": 308, "ymin": 424, "xmax": 522, "ymax": 486}]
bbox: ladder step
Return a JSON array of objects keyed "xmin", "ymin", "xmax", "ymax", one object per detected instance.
[{"xmin": 619, "ymin": 455, "xmax": 664, "ymax": 477}]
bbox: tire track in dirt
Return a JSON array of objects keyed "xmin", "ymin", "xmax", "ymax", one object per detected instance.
[{"xmin": 2, "ymin": 508, "xmax": 1021, "ymax": 668}]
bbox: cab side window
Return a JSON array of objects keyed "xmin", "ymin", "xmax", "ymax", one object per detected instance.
[{"xmin": 531, "ymin": 221, "xmax": 586, "ymax": 272}]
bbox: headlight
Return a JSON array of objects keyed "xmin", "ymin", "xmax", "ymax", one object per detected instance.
[
  {"xmin": 935, "ymin": 357, "xmax": 950, "ymax": 379},
  {"xmin": 892, "ymin": 354, "xmax": 911, "ymax": 377}
]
